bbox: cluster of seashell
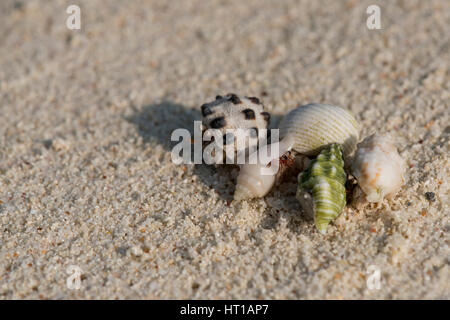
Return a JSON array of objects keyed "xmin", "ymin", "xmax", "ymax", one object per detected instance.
[
  {"xmin": 200, "ymin": 95, "xmax": 406, "ymax": 233},
  {"xmin": 233, "ymin": 103, "xmax": 359, "ymax": 203}
]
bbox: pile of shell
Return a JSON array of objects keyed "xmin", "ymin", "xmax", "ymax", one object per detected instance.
[{"xmin": 200, "ymin": 94, "xmax": 405, "ymax": 233}]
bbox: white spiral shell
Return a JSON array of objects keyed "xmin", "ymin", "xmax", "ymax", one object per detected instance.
[
  {"xmin": 351, "ymin": 133, "xmax": 405, "ymax": 203},
  {"xmin": 233, "ymin": 138, "xmax": 294, "ymax": 201},
  {"xmin": 279, "ymin": 103, "xmax": 359, "ymax": 159},
  {"xmin": 234, "ymin": 164, "xmax": 277, "ymax": 201}
]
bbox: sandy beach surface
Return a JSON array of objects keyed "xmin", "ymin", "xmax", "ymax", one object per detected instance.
[{"xmin": 0, "ymin": 0, "xmax": 449, "ymax": 299}]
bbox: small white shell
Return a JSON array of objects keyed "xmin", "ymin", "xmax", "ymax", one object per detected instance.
[
  {"xmin": 233, "ymin": 138, "xmax": 294, "ymax": 201},
  {"xmin": 351, "ymin": 133, "xmax": 405, "ymax": 203},
  {"xmin": 279, "ymin": 103, "xmax": 359, "ymax": 159},
  {"xmin": 234, "ymin": 164, "xmax": 277, "ymax": 201}
]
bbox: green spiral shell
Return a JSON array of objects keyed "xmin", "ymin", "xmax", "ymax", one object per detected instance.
[{"xmin": 296, "ymin": 144, "xmax": 346, "ymax": 233}]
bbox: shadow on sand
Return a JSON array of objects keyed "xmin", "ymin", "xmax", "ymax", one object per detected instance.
[
  {"xmin": 126, "ymin": 101, "xmax": 303, "ymax": 231},
  {"xmin": 126, "ymin": 101, "xmax": 238, "ymax": 202}
]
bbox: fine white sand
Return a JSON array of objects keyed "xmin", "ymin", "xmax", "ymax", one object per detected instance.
[{"xmin": 0, "ymin": 0, "xmax": 448, "ymax": 299}]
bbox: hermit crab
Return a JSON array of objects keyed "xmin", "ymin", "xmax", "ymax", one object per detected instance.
[{"xmin": 233, "ymin": 103, "xmax": 360, "ymax": 201}]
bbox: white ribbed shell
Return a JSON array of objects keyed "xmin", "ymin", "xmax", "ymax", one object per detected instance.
[{"xmin": 279, "ymin": 103, "xmax": 359, "ymax": 158}]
